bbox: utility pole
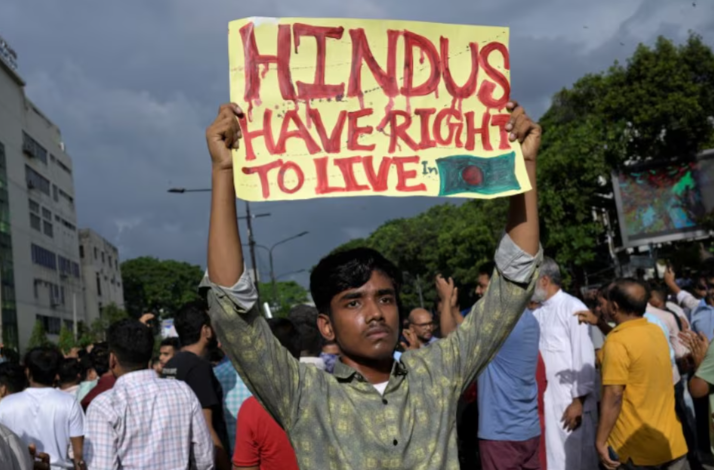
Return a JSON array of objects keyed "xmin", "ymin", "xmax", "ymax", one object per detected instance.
[{"xmin": 244, "ymin": 201, "xmax": 260, "ymax": 299}]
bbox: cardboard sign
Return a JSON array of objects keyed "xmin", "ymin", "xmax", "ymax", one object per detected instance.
[{"xmin": 228, "ymin": 17, "xmax": 530, "ymax": 201}]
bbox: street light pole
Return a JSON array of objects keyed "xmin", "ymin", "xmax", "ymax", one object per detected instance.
[
  {"xmin": 167, "ymin": 188, "xmax": 271, "ymax": 301},
  {"xmin": 244, "ymin": 201, "xmax": 260, "ymax": 299},
  {"xmin": 269, "ymin": 231, "xmax": 309, "ymax": 303}
]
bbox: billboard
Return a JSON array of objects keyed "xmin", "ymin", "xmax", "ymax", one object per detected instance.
[{"xmin": 612, "ymin": 149, "xmax": 714, "ymax": 247}]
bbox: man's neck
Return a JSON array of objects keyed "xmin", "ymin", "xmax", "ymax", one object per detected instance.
[
  {"xmin": 60, "ymin": 383, "xmax": 79, "ymax": 391},
  {"xmin": 29, "ymin": 381, "xmax": 52, "ymax": 389},
  {"xmin": 616, "ymin": 314, "xmax": 642, "ymax": 325},
  {"xmin": 544, "ymin": 286, "xmax": 561, "ymax": 302},
  {"xmin": 340, "ymin": 355, "xmax": 393, "ymax": 384},
  {"xmin": 183, "ymin": 343, "xmax": 207, "ymax": 359}
]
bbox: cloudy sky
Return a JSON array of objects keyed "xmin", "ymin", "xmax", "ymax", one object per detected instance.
[{"xmin": 1, "ymin": 0, "xmax": 711, "ymax": 288}]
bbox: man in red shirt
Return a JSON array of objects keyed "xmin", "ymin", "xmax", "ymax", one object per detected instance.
[
  {"xmin": 81, "ymin": 343, "xmax": 115, "ymax": 411},
  {"xmin": 233, "ymin": 319, "xmax": 300, "ymax": 470}
]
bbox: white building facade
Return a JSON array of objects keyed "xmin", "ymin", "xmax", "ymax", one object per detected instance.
[
  {"xmin": 79, "ymin": 229, "xmax": 124, "ymax": 323},
  {"xmin": 0, "ymin": 38, "xmax": 85, "ymax": 350}
]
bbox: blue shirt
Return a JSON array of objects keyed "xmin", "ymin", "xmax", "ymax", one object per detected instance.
[
  {"xmin": 477, "ymin": 310, "xmax": 540, "ymax": 441},
  {"xmin": 692, "ymin": 300, "xmax": 714, "ymax": 342},
  {"xmin": 213, "ymin": 356, "xmax": 252, "ymax": 453}
]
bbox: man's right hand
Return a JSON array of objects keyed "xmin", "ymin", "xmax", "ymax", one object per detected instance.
[
  {"xmin": 206, "ymin": 103, "xmax": 244, "ymax": 172},
  {"xmin": 574, "ymin": 310, "xmax": 599, "ymax": 326}
]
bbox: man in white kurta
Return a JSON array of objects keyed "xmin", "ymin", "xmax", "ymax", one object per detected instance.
[{"xmin": 532, "ymin": 258, "xmax": 598, "ymax": 470}]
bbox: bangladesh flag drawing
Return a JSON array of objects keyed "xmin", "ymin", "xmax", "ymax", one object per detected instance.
[{"xmin": 435, "ymin": 152, "xmax": 521, "ymax": 197}]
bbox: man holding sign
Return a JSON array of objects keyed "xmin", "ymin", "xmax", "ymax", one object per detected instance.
[{"xmin": 202, "ymin": 95, "xmax": 540, "ymax": 469}]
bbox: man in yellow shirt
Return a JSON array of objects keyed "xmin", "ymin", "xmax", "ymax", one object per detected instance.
[{"xmin": 597, "ymin": 278, "xmax": 688, "ymax": 470}]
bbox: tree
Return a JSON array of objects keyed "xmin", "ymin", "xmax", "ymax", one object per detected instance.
[
  {"xmin": 121, "ymin": 257, "xmax": 204, "ymax": 318},
  {"xmin": 57, "ymin": 323, "xmax": 76, "ymax": 354},
  {"xmin": 259, "ymin": 281, "xmax": 309, "ymax": 318},
  {"xmin": 89, "ymin": 303, "xmax": 129, "ymax": 342},
  {"xmin": 27, "ymin": 320, "xmax": 50, "ymax": 349}
]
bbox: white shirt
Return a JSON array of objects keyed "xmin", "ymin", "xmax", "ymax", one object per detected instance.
[
  {"xmin": 84, "ymin": 369, "xmax": 214, "ymax": 470},
  {"xmin": 0, "ymin": 388, "xmax": 84, "ymax": 469}
]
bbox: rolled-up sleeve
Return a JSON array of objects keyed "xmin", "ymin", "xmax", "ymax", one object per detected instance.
[
  {"xmin": 202, "ymin": 268, "xmax": 307, "ymax": 431},
  {"xmin": 410, "ymin": 233, "xmax": 542, "ymax": 395}
]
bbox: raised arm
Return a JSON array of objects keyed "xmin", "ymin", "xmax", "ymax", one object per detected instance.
[
  {"xmin": 407, "ymin": 102, "xmax": 542, "ymax": 393},
  {"xmin": 203, "ymin": 104, "xmax": 307, "ymax": 431}
]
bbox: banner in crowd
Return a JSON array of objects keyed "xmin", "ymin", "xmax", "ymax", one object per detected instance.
[{"xmin": 228, "ymin": 17, "xmax": 530, "ymax": 201}]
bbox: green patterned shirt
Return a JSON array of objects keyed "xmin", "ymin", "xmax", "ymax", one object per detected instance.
[{"xmin": 203, "ymin": 234, "xmax": 541, "ymax": 469}]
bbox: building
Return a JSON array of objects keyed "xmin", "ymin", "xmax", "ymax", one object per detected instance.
[
  {"xmin": 79, "ymin": 229, "xmax": 124, "ymax": 322},
  {"xmin": 0, "ymin": 36, "xmax": 85, "ymax": 350}
]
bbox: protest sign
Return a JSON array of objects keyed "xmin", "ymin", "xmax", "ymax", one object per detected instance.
[{"xmin": 228, "ymin": 17, "xmax": 530, "ymax": 201}]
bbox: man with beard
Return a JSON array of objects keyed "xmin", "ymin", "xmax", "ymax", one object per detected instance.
[
  {"xmin": 532, "ymin": 257, "xmax": 598, "ymax": 470},
  {"xmin": 162, "ymin": 300, "xmax": 231, "ymax": 470}
]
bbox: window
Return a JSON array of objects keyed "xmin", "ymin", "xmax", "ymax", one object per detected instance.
[
  {"xmin": 60, "ymin": 286, "xmax": 65, "ymax": 305},
  {"xmin": 52, "ymin": 185, "xmax": 58, "ymax": 202},
  {"xmin": 94, "ymin": 247, "xmax": 98, "ymax": 259},
  {"xmin": 43, "ymin": 220, "xmax": 53, "ymax": 237},
  {"xmin": 54, "ymin": 157, "xmax": 72, "ymax": 175},
  {"xmin": 37, "ymin": 314, "xmax": 60, "ymax": 335},
  {"xmin": 101, "ymin": 252, "xmax": 105, "ymax": 263},
  {"xmin": 71, "ymin": 262, "xmax": 80, "ymax": 279},
  {"xmin": 22, "ymin": 132, "xmax": 48, "ymax": 164},
  {"xmin": 108, "ymin": 256, "xmax": 112, "ymax": 267},
  {"xmin": 58, "ymin": 188, "xmax": 74, "ymax": 206},
  {"xmin": 28, "ymin": 200, "xmax": 39, "ymax": 214},
  {"xmin": 41, "ymin": 207, "xmax": 51, "ymax": 220},
  {"xmin": 96, "ymin": 273, "xmax": 102, "ymax": 296},
  {"xmin": 30, "ymin": 213, "xmax": 41, "ymax": 231},
  {"xmin": 31, "ymin": 243, "xmax": 57, "ymax": 270},
  {"xmin": 79, "ymin": 246, "xmax": 84, "ymax": 258},
  {"xmin": 115, "ymin": 260, "xmax": 118, "ymax": 270},
  {"xmin": 25, "ymin": 165, "xmax": 50, "ymax": 195}
]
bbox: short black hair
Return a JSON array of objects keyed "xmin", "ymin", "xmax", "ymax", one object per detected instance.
[
  {"xmin": 288, "ymin": 305, "xmax": 322, "ymax": 356},
  {"xmin": 90, "ymin": 343, "xmax": 110, "ymax": 376},
  {"xmin": 609, "ymin": 278, "xmax": 649, "ymax": 317},
  {"xmin": 107, "ymin": 319, "xmax": 154, "ymax": 371},
  {"xmin": 0, "ymin": 362, "xmax": 28, "ymax": 393},
  {"xmin": 160, "ymin": 337, "xmax": 181, "ymax": 350},
  {"xmin": 478, "ymin": 262, "xmax": 495, "ymax": 278},
  {"xmin": 24, "ymin": 346, "xmax": 63, "ymax": 386},
  {"xmin": 174, "ymin": 300, "xmax": 210, "ymax": 347},
  {"xmin": 58, "ymin": 358, "xmax": 84, "ymax": 385},
  {"xmin": 310, "ymin": 247, "xmax": 402, "ymax": 316},
  {"xmin": 267, "ymin": 318, "xmax": 301, "ymax": 359}
]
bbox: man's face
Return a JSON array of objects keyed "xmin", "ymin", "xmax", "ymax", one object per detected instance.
[
  {"xmin": 159, "ymin": 346, "xmax": 176, "ymax": 367},
  {"xmin": 597, "ymin": 294, "xmax": 612, "ymax": 320},
  {"xmin": 475, "ymin": 274, "xmax": 491, "ymax": 298},
  {"xmin": 409, "ymin": 309, "xmax": 434, "ymax": 343},
  {"xmin": 318, "ymin": 271, "xmax": 399, "ymax": 362}
]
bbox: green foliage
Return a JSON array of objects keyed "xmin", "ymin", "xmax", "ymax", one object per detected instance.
[
  {"xmin": 89, "ymin": 303, "xmax": 129, "ymax": 342},
  {"xmin": 329, "ymin": 199, "xmax": 507, "ymax": 310},
  {"xmin": 259, "ymin": 281, "xmax": 310, "ymax": 318},
  {"xmin": 121, "ymin": 257, "xmax": 204, "ymax": 318},
  {"xmin": 27, "ymin": 320, "xmax": 50, "ymax": 349},
  {"xmin": 537, "ymin": 33, "xmax": 714, "ymax": 276},
  {"xmin": 57, "ymin": 323, "xmax": 76, "ymax": 354}
]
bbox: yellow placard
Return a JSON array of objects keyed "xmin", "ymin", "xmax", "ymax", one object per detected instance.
[{"xmin": 228, "ymin": 17, "xmax": 529, "ymax": 201}]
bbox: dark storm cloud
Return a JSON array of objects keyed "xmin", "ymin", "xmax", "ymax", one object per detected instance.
[{"xmin": 0, "ymin": 0, "xmax": 711, "ymax": 289}]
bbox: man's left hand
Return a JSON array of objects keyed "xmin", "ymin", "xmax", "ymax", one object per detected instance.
[
  {"xmin": 561, "ymin": 399, "xmax": 583, "ymax": 431},
  {"xmin": 506, "ymin": 101, "xmax": 541, "ymax": 163}
]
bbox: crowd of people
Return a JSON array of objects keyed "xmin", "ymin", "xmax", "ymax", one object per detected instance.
[{"xmin": 0, "ymin": 101, "xmax": 712, "ymax": 470}]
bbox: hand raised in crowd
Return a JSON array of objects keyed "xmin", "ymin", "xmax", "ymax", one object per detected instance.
[
  {"xmin": 506, "ymin": 101, "xmax": 541, "ymax": 163},
  {"xmin": 400, "ymin": 329, "xmax": 420, "ymax": 352},
  {"xmin": 206, "ymin": 103, "xmax": 244, "ymax": 171},
  {"xmin": 679, "ymin": 330, "xmax": 710, "ymax": 370},
  {"xmin": 435, "ymin": 275, "xmax": 457, "ymax": 306},
  {"xmin": 29, "ymin": 444, "xmax": 51, "ymax": 470},
  {"xmin": 574, "ymin": 310, "xmax": 599, "ymax": 326},
  {"xmin": 139, "ymin": 313, "xmax": 155, "ymax": 326},
  {"xmin": 561, "ymin": 398, "xmax": 583, "ymax": 432}
]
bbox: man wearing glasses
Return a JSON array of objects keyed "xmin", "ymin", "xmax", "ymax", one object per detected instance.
[{"xmin": 405, "ymin": 308, "xmax": 438, "ymax": 348}]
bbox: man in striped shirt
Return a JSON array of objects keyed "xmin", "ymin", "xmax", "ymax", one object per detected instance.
[{"xmin": 84, "ymin": 319, "xmax": 214, "ymax": 469}]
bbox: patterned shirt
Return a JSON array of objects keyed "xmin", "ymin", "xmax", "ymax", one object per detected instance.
[
  {"xmin": 213, "ymin": 356, "xmax": 252, "ymax": 454},
  {"xmin": 83, "ymin": 370, "xmax": 214, "ymax": 470},
  {"xmin": 203, "ymin": 234, "xmax": 541, "ymax": 470}
]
